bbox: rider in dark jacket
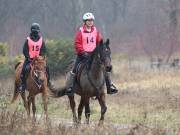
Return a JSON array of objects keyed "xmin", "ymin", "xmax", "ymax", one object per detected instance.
[{"xmin": 18, "ymin": 23, "xmax": 53, "ymax": 92}]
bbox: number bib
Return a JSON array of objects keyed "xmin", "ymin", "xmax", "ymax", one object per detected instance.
[
  {"xmin": 27, "ymin": 36, "xmax": 43, "ymax": 58},
  {"xmin": 80, "ymin": 27, "xmax": 97, "ymax": 52}
]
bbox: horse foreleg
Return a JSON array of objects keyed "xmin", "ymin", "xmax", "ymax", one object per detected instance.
[
  {"xmin": 68, "ymin": 95, "xmax": 77, "ymax": 123},
  {"xmin": 84, "ymin": 97, "xmax": 90, "ymax": 124},
  {"xmin": 27, "ymin": 95, "xmax": 32, "ymax": 118},
  {"xmin": 98, "ymin": 93, "xmax": 107, "ymax": 125},
  {"xmin": 20, "ymin": 92, "xmax": 29, "ymax": 117},
  {"xmin": 42, "ymin": 91, "xmax": 48, "ymax": 120},
  {"xmin": 32, "ymin": 97, "xmax": 36, "ymax": 122},
  {"xmin": 78, "ymin": 97, "xmax": 84, "ymax": 123}
]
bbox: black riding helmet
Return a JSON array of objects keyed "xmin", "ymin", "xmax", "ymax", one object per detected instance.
[{"xmin": 31, "ymin": 23, "xmax": 40, "ymax": 33}]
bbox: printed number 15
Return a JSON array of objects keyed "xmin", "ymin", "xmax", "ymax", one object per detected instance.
[{"xmin": 32, "ymin": 45, "xmax": 40, "ymax": 51}]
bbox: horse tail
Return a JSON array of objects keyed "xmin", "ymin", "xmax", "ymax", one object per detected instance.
[
  {"xmin": 15, "ymin": 62, "xmax": 22, "ymax": 70},
  {"xmin": 49, "ymin": 87, "xmax": 66, "ymax": 97},
  {"xmin": 11, "ymin": 83, "xmax": 19, "ymax": 103}
]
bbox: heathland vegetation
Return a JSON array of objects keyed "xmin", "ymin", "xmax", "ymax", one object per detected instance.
[{"xmin": 1, "ymin": 55, "xmax": 180, "ymax": 134}]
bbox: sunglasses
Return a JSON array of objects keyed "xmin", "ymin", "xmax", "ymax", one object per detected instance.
[{"xmin": 86, "ymin": 19, "xmax": 94, "ymax": 22}]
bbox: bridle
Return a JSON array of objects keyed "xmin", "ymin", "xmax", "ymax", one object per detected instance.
[{"xmin": 30, "ymin": 59, "xmax": 46, "ymax": 89}]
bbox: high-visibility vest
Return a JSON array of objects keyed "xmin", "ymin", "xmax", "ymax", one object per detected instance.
[
  {"xmin": 80, "ymin": 27, "xmax": 97, "ymax": 52},
  {"xmin": 27, "ymin": 36, "xmax": 43, "ymax": 58}
]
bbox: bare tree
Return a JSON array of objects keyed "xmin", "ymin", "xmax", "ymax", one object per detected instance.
[
  {"xmin": 111, "ymin": 0, "xmax": 128, "ymax": 21},
  {"xmin": 166, "ymin": 0, "xmax": 178, "ymax": 62}
]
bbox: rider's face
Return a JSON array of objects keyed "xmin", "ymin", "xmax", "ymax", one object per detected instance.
[{"xmin": 85, "ymin": 19, "xmax": 94, "ymax": 27}]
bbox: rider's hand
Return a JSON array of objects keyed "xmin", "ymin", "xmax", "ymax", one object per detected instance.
[
  {"xmin": 28, "ymin": 57, "xmax": 33, "ymax": 61},
  {"xmin": 82, "ymin": 52, "xmax": 90, "ymax": 60}
]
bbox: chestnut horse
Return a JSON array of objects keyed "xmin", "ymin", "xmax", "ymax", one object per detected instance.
[
  {"xmin": 11, "ymin": 56, "xmax": 48, "ymax": 120},
  {"xmin": 50, "ymin": 39, "xmax": 112, "ymax": 125}
]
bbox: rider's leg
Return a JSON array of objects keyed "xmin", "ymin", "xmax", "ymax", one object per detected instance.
[
  {"xmin": 19, "ymin": 59, "xmax": 30, "ymax": 92},
  {"xmin": 65, "ymin": 56, "xmax": 82, "ymax": 95},
  {"xmin": 105, "ymin": 66, "xmax": 118, "ymax": 94},
  {"xmin": 46, "ymin": 66, "xmax": 54, "ymax": 89}
]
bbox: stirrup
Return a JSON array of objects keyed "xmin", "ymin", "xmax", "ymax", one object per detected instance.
[
  {"xmin": 18, "ymin": 84, "xmax": 26, "ymax": 93},
  {"xmin": 107, "ymin": 84, "xmax": 118, "ymax": 94}
]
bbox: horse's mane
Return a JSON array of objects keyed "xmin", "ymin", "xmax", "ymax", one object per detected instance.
[{"xmin": 91, "ymin": 40, "xmax": 103, "ymax": 60}]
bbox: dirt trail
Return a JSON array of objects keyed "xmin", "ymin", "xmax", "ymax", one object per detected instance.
[{"xmin": 35, "ymin": 114, "xmax": 133, "ymax": 132}]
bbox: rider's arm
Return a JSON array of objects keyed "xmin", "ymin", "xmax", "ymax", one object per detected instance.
[
  {"xmin": 23, "ymin": 39, "xmax": 30, "ymax": 59},
  {"xmin": 74, "ymin": 30, "xmax": 84, "ymax": 55},
  {"xmin": 96, "ymin": 31, "xmax": 103, "ymax": 45},
  {"xmin": 40, "ymin": 40, "xmax": 46, "ymax": 56}
]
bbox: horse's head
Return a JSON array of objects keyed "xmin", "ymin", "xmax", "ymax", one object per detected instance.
[
  {"xmin": 96, "ymin": 39, "xmax": 112, "ymax": 72},
  {"xmin": 32, "ymin": 56, "xmax": 47, "ymax": 85}
]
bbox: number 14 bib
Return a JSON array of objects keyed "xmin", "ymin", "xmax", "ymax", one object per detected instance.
[{"xmin": 80, "ymin": 27, "xmax": 97, "ymax": 52}]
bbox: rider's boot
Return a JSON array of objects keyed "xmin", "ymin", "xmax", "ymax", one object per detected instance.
[
  {"xmin": 65, "ymin": 71, "xmax": 75, "ymax": 96},
  {"xmin": 18, "ymin": 72, "xmax": 26, "ymax": 93},
  {"xmin": 105, "ymin": 72, "xmax": 118, "ymax": 94},
  {"xmin": 46, "ymin": 66, "xmax": 55, "ymax": 90}
]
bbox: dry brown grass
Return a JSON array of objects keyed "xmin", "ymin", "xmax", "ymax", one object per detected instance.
[{"xmin": 1, "ymin": 58, "xmax": 180, "ymax": 134}]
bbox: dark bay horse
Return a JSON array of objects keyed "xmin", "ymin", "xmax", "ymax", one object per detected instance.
[
  {"xmin": 51, "ymin": 39, "xmax": 112, "ymax": 124},
  {"xmin": 11, "ymin": 56, "xmax": 48, "ymax": 120}
]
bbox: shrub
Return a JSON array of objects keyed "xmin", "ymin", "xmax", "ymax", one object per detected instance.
[
  {"xmin": 0, "ymin": 64, "xmax": 13, "ymax": 77},
  {"xmin": 0, "ymin": 42, "xmax": 8, "ymax": 64},
  {"xmin": 0, "ymin": 42, "xmax": 12, "ymax": 77},
  {"xmin": 46, "ymin": 39, "xmax": 75, "ymax": 75}
]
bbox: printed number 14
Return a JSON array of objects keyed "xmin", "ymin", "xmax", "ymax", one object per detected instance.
[{"xmin": 87, "ymin": 37, "xmax": 94, "ymax": 44}]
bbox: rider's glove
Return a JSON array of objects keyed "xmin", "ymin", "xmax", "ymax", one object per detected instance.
[{"xmin": 82, "ymin": 52, "xmax": 90, "ymax": 60}]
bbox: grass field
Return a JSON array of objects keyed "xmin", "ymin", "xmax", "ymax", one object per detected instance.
[{"xmin": 1, "ymin": 57, "xmax": 180, "ymax": 134}]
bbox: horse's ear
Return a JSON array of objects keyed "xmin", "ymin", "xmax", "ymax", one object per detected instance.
[
  {"xmin": 106, "ymin": 39, "xmax": 110, "ymax": 46},
  {"xmin": 43, "ymin": 55, "xmax": 47, "ymax": 61},
  {"xmin": 106, "ymin": 39, "xmax": 110, "ymax": 49},
  {"xmin": 32, "ymin": 58, "xmax": 36, "ymax": 64}
]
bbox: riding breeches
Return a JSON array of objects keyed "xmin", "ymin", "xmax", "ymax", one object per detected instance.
[{"xmin": 20, "ymin": 59, "xmax": 31, "ymax": 83}]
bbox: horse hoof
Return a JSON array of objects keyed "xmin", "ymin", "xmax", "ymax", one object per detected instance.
[
  {"xmin": 86, "ymin": 121, "xmax": 90, "ymax": 125},
  {"xmin": 98, "ymin": 120, "xmax": 104, "ymax": 126},
  {"xmin": 32, "ymin": 117, "xmax": 36, "ymax": 123}
]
